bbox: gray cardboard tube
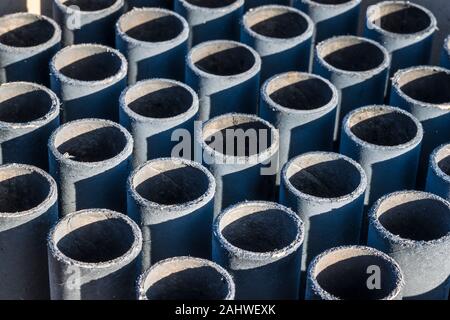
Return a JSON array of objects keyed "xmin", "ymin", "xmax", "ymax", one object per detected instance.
[
  {"xmin": 0, "ymin": 82, "xmax": 60, "ymax": 170},
  {"xmin": 364, "ymin": 1, "xmax": 437, "ymax": 76},
  {"xmin": 0, "ymin": 12, "xmax": 61, "ymax": 86},
  {"xmin": 185, "ymin": 40, "xmax": 261, "ymax": 121},
  {"xmin": 48, "ymin": 118, "xmax": 133, "ymax": 216},
  {"xmin": 50, "ymin": 44, "xmax": 128, "ymax": 123},
  {"xmin": 390, "ymin": 65, "xmax": 450, "ymax": 188},
  {"xmin": 279, "ymin": 151, "xmax": 367, "ymax": 280},
  {"xmin": 212, "ymin": 201, "xmax": 304, "ymax": 300},
  {"xmin": 115, "ymin": 8, "xmax": 189, "ymax": 84},
  {"xmin": 313, "ymin": 35, "xmax": 390, "ymax": 140},
  {"xmin": 240, "ymin": 5, "xmax": 315, "ymax": 83},
  {"xmin": 196, "ymin": 113, "xmax": 279, "ymax": 216},
  {"xmin": 340, "ymin": 105, "xmax": 423, "ymax": 206},
  {"xmin": 127, "ymin": 157, "xmax": 215, "ymax": 269},
  {"xmin": 53, "ymin": 0, "xmax": 125, "ymax": 46},
  {"xmin": 305, "ymin": 245, "xmax": 404, "ymax": 300},
  {"xmin": 426, "ymin": 143, "xmax": 450, "ymax": 201},
  {"xmin": 0, "ymin": 164, "xmax": 58, "ymax": 300},
  {"xmin": 174, "ymin": 0, "xmax": 244, "ymax": 47},
  {"xmin": 47, "ymin": 209, "xmax": 142, "ymax": 300},
  {"xmin": 119, "ymin": 79, "xmax": 198, "ymax": 168},
  {"xmin": 137, "ymin": 256, "xmax": 235, "ymax": 300},
  {"xmin": 367, "ymin": 190, "xmax": 450, "ymax": 300},
  {"xmin": 259, "ymin": 72, "xmax": 338, "ymax": 177}
]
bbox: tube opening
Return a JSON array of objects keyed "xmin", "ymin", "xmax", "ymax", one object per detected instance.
[
  {"xmin": 246, "ymin": 8, "xmax": 308, "ymax": 39},
  {"xmin": 219, "ymin": 203, "xmax": 299, "ymax": 253},
  {"xmin": 436, "ymin": 145, "xmax": 450, "ymax": 176},
  {"xmin": 203, "ymin": 115, "xmax": 274, "ymax": 157},
  {"xmin": 61, "ymin": 0, "xmax": 118, "ymax": 11},
  {"xmin": 143, "ymin": 259, "xmax": 231, "ymax": 300},
  {"xmin": 0, "ymin": 14, "xmax": 55, "ymax": 47},
  {"xmin": 319, "ymin": 37, "xmax": 385, "ymax": 72},
  {"xmin": 313, "ymin": 247, "xmax": 400, "ymax": 300},
  {"xmin": 376, "ymin": 193, "xmax": 450, "ymax": 241},
  {"xmin": 185, "ymin": 0, "xmax": 236, "ymax": 9},
  {"xmin": 311, "ymin": 0, "xmax": 352, "ymax": 4},
  {"xmin": 120, "ymin": 10, "xmax": 184, "ymax": 42},
  {"xmin": 0, "ymin": 166, "xmax": 51, "ymax": 213},
  {"xmin": 369, "ymin": 3, "xmax": 432, "ymax": 34},
  {"xmin": 348, "ymin": 107, "xmax": 418, "ymax": 146},
  {"xmin": 54, "ymin": 211, "xmax": 135, "ymax": 263},
  {"xmin": 0, "ymin": 84, "xmax": 54, "ymax": 123},
  {"xmin": 192, "ymin": 42, "xmax": 256, "ymax": 76},
  {"xmin": 397, "ymin": 69, "xmax": 450, "ymax": 105},
  {"xmin": 267, "ymin": 73, "xmax": 333, "ymax": 110},
  {"xmin": 54, "ymin": 121, "xmax": 128, "ymax": 162},
  {"xmin": 287, "ymin": 153, "xmax": 362, "ymax": 198},
  {"xmin": 125, "ymin": 81, "xmax": 193, "ymax": 118},
  {"xmin": 133, "ymin": 160, "xmax": 211, "ymax": 205},
  {"xmin": 54, "ymin": 46, "xmax": 123, "ymax": 81}
]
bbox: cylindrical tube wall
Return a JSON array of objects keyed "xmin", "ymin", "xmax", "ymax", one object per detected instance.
[
  {"xmin": 48, "ymin": 209, "xmax": 142, "ymax": 300},
  {"xmin": 364, "ymin": 1, "xmax": 437, "ymax": 76},
  {"xmin": 244, "ymin": 0, "xmax": 289, "ymax": 11},
  {"xmin": 0, "ymin": 13, "xmax": 61, "ymax": 85},
  {"xmin": 119, "ymin": 79, "xmax": 198, "ymax": 167},
  {"xmin": 368, "ymin": 191, "xmax": 450, "ymax": 300},
  {"xmin": 279, "ymin": 152, "xmax": 367, "ymax": 277},
  {"xmin": 212, "ymin": 201, "xmax": 304, "ymax": 300},
  {"xmin": 441, "ymin": 35, "xmax": 450, "ymax": 69},
  {"xmin": 127, "ymin": 0, "xmax": 171, "ymax": 9},
  {"xmin": 426, "ymin": 144, "xmax": 450, "ymax": 201},
  {"xmin": 116, "ymin": 8, "xmax": 189, "ymax": 84},
  {"xmin": 259, "ymin": 72, "xmax": 338, "ymax": 175},
  {"xmin": 174, "ymin": 0, "xmax": 244, "ymax": 47},
  {"xmin": 186, "ymin": 40, "xmax": 261, "ymax": 121},
  {"xmin": 0, "ymin": 164, "xmax": 58, "ymax": 300},
  {"xmin": 48, "ymin": 119, "xmax": 133, "ymax": 216},
  {"xmin": 127, "ymin": 158, "xmax": 215, "ymax": 269},
  {"xmin": 240, "ymin": 5, "xmax": 314, "ymax": 83},
  {"xmin": 53, "ymin": 0, "xmax": 125, "ymax": 46},
  {"xmin": 197, "ymin": 113, "xmax": 279, "ymax": 216},
  {"xmin": 313, "ymin": 36, "xmax": 390, "ymax": 140},
  {"xmin": 0, "ymin": 82, "xmax": 60, "ymax": 170},
  {"xmin": 390, "ymin": 66, "xmax": 450, "ymax": 187},
  {"xmin": 305, "ymin": 245, "xmax": 404, "ymax": 300},
  {"xmin": 340, "ymin": 105, "xmax": 423, "ymax": 206},
  {"xmin": 50, "ymin": 44, "xmax": 128, "ymax": 123},
  {"xmin": 137, "ymin": 257, "xmax": 235, "ymax": 300},
  {"xmin": 293, "ymin": 0, "xmax": 361, "ymax": 43}
]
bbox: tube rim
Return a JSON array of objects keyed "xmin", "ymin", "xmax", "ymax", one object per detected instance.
[
  {"xmin": 50, "ymin": 43, "xmax": 128, "ymax": 87},
  {"xmin": 261, "ymin": 71, "xmax": 339, "ymax": 115},
  {"xmin": 116, "ymin": 7, "xmax": 189, "ymax": 47},
  {"xmin": 198, "ymin": 112, "xmax": 279, "ymax": 164},
  {"xmin": 241, "ymin": 5, "xmax": 314, "ymax": 44},
  {"xmin": 0, "ymin": 163, "xmax": 57, "ymax": 218},
  {"xmin": 369, "ymin": 190, "xmax": 450, "ymax": 247},
  {"xmin": 187, "ymin": 40, "xmax": 261, "ymax": 80},
  {"xmin": 342, "ymin": 104, "xmax": 423, "ymax": 151},
  {"xmin": 366, "ymin": 0, "xmax": 437, "ymax": 40},
  {"xmin": 48, "ymin": 118, "xmax": 133, "ymax": 168},
  {"xmin": 137, "ymin": 256, "xmax": 235, "ymax": 300},
  {"xmin": 128, "ymin": 157, "xmax": 216, "ymax": 214},
  {"xmin": 282, "ymin": 151, "xmax": 367, "ymax": 204},
  {"xmin": 392, "ymin": 65, "xmax": 450, "ymax": 110},
  {"xmin": 120, "ymin": 78, "xmax": 198, "ymax": 123},
  {"xmin": 315, "ymin": 35, "xmax": 390, "ymax": 76},
  {"xmin": 177, "ymin": 0, "xmax": 244, "ymax": 13},
  {"xmin": 0, "ymin": 81, "xmax": 60, "ymax": 129},
  {"xmin": 54, "ymin": 0, "xmax": 124, "ymax": 16},
  {"xmin": 430, "ymin": 143, "xmax": 450, "ymax": 184},
  {"xmin": 307, "ymin": 245, "xmax": 404, "ymax": 300},
  {"xmin": 0, "ymin": 12, "xmax": 61, "ymax": 53},
  {"xmin": 48, "ymin": 208, "xmax": 142, "ymax": 269},
  {"xmin": 213, "ymin": 200, "xmax": 304, "ymax": 261},
  {"xmin": 300, "ymin": 0, "xmax": 361, "ymax": 8}
]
